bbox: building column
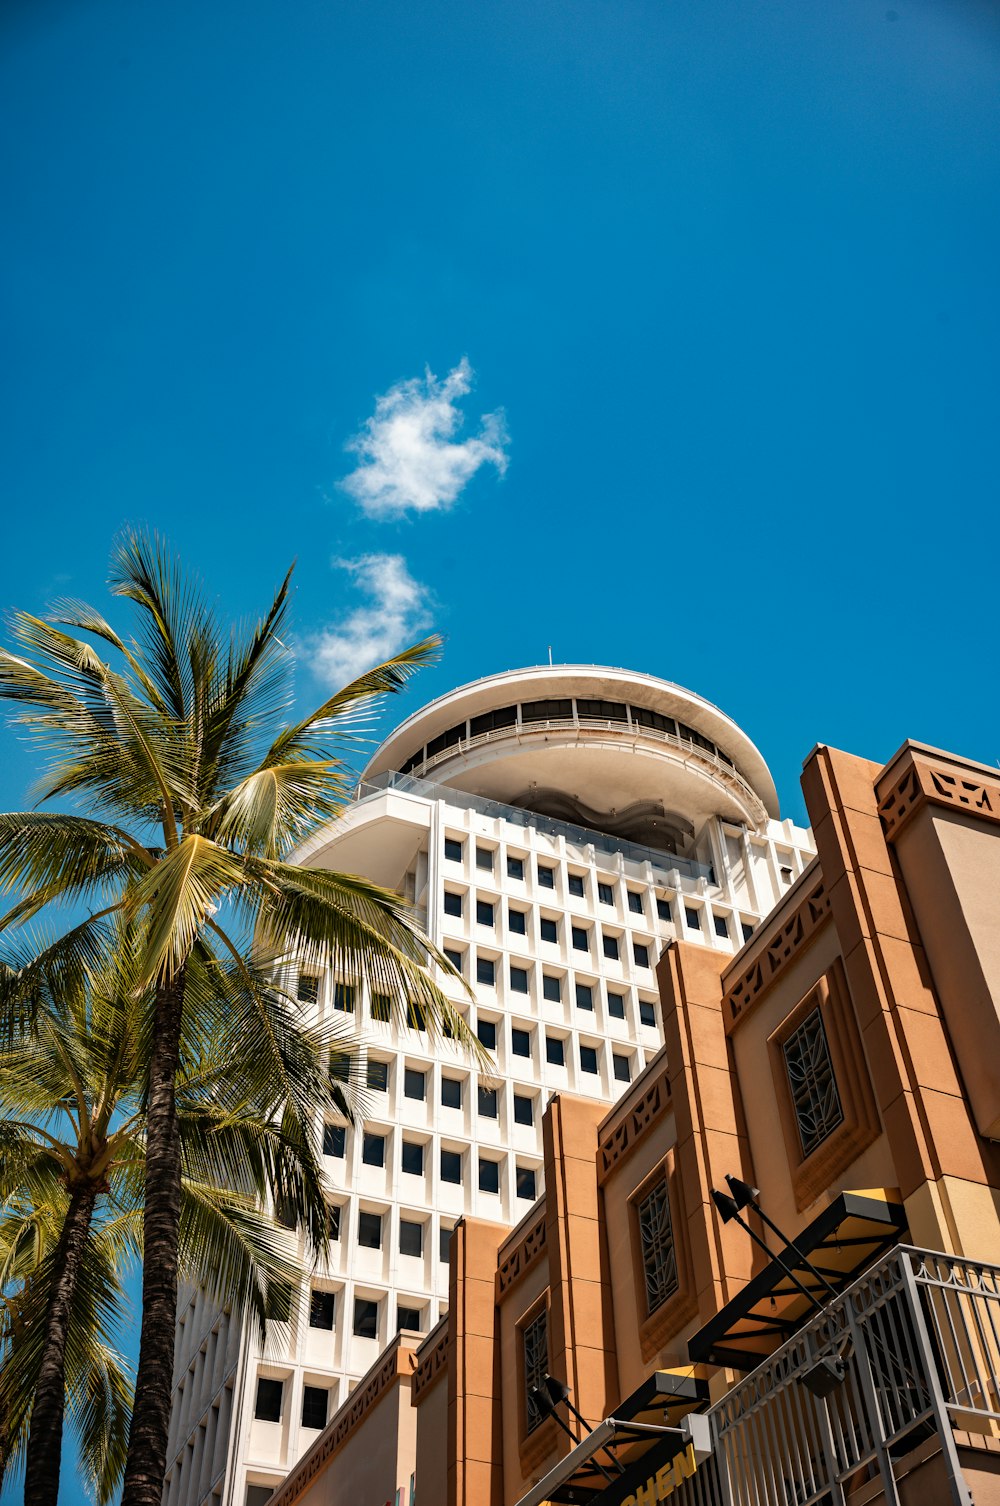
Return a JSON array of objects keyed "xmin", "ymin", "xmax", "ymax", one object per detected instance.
[{"xmin": 446, "ymin": 1217, "xmax": 506, "ymax": 1506}]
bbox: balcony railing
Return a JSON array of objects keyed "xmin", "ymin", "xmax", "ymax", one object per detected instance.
[
  {"xmin": 352, "ymin": 769, "xmax": 718, "ymax": 888},
  {"xmin": 669, "ymin": 1245, "xmax": 997, "ymax": 1506}
]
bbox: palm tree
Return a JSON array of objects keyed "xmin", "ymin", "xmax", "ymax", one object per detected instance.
[
  {"xmin": 0, "ymin": 918, "xmax": 352, "ymax": 1506},
  {"xmin": 0, "ymin": 532, "xmax": 478, "ymax": 1506}
]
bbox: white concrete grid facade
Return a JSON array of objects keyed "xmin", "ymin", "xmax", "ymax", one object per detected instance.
[{"xmin": 162, "ymin": 667, "xmax": 814, "ymax": 1506}]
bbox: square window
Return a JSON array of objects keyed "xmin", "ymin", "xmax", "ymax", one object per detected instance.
[
  {"xmin": 603, "ymin": 934, "xmax": 620, "ymax": 961},
  {"xmin": 476, "ymin": 847, "xmax": 494, "ymax": 871},
  {"xmin": 401, "ymin": 1140, "xmax": 424, "ymax": 1176},
  {"xmin": 537, "ymin": 865, "xmax": 555, "ymax": 889},
  {"xmin": 516, "ymin": 1166, "xmax": 537, "ymax": 1200},
  {"xmin": 639, "ymin": 1000, "xmax": 657, "ymax": 1028},
  {"xmin": 607, "ymin": 992, "xmax": 626, "ymax": 1020},
  {"xmin": 546, "ymin": 1036, "xmax": 565, "ymax": 1067},
  {"xmin": 568, "ymin": 874, "xmax": 585, "ymax": 897},
  {"xmin": 542, "ymin": 974, "xmax": 561, "ymax": 1003},
  {"xmin": 742, "ymin": 922, "xmax": 755, "ymax": 943},
  {"xmin": 297, "ymin": 973, "xmax": 319, "ymax": 1004},
  {"xmin": 254, "ymin": 1377, "xmax": 283, "ymax": 1423},
  {"xmin": 598, "ymin": 882, "xmax": 614, "ymax": 906},
  {"xmin": 398, "ymin": 1304, "xmax": 423, "ymax": 1333},
  {"xmin": 513, "ymin": 1094, "xmax": 534, "ymax": 1126},
  {"xmin": 407, "ymin": 999, "xmax": 427, "ymax": 1032},
  {"xmin": 265, "ymin": 1280, "xmax": 292, "ymax": 1321},
  {"xmin": 441, "ymin": 1076, "xmax": 462, "ymax": 1110},
  {"xmin": 476, "ymin": 898, "xmax": 495, "ymax": 927},
  {"xmin": 330, "ymin": 1054, "xmax": 350, "ymax": 1086},
  {"xmin": 627, "ymin": 890, "xmax": 644, "ymax": 914},
  {"xmin": 444, "ymin": 949, "xmax": 463, "ymax": 975},
  {"xmin": 353, "ymin": 1298, "xmax": 379, "ymax": 1339},
  {"xmin": 571, "ymin": 926, "xmax": 589, "ymax": 952},
  {"xmin": 540, "ymin": 918, "xmax": 558, "ymax": 944},
  {"xmin": 613, "ymin": 1053, "xmax": 631, "ymax": 1083},
  {"xmin": 580, "ymin": 1045, "xmax": 599, "ymax": 1075},
  {"xmin": 575, "ymin": 981, "xmax": 594, "ymax": 1011},
  {"xmin": 510, "ymin": 965, "xmax": 529, "ymax": 994},
  {"xmin": 327, "ymin": 1204, "xmax": 341, "ymax": 1240},
  {"xmin": 358, "ymin": 1211, "xmax": 382, "ymax": 1249},
  {"xmin": 509, "ymin": 908, "xmax": 527, "ymax": 935},
  {"xmin": 633, "ymin": 942, "xmax": 650, "ymax": 969},
  {"xmin": 479, "ymin": 1157, "xmax": 500, "ymax": 1194},
  {"xmin": 404, "ymin": 1068, "xmax": 426, "ymax": 1101},
  {"xmin": 512, "ymin": 1028, "xmax": 531, "ymax": 1058},
  {"xmin": 333, "ymin": 983, "xmax": 355, "ymax": 1013},
  {"xmin": 478, "ymin": 1086, "xmax": 498, "ymax": 1118},
  {"xmin": 476, "ymin": 957, "xmax": 496, "ymax": 987},
  {"xmin": 507, "ymin": 855, "xmax": 525, "ymax": 880},
  {"xmin": 371, "ymin": 992, "xmax": 392, "ymax": 1022},
  {"xmin": 323, "ymin": 1123, "xmax": 346, "ymax": 1158},
  {"xmin": 309, "ymin": 1289, "xmax": 335, "ymax": 1330},
  {"xmin": 440, "ymin": 1149, "xmax": 462, "ymax": 1185},
  {"xmin": 477, "ymin": 1018, "xmax": 497, "ymax": 1050},
  {"xmin": 362, "ymin": 1133, "xmax": 385, "ymax": 1168},
  {"xmin": 444, "ymin": 891, "xmax": 463, "ymax": 918},
  {"xmin": 399, "ymin": 1219, "xmax": 423, "ymax": 1258},
  {"xmin": 302, "ymin": 1385, "xmax": 329, "ymax": 1431},
  {"xmin": 656, "ymin": 898, "xmax": 672, "ymax": 922},
  {"xmin": 714, "ymin": 913, "xmax": 730, "ymax": 939},
  {"xmin": 439, "ymin": 1227, "xmax": 453, "ymax": 1263},
  {"xmin": 366, "ymin": 1059, "xmax": 389, "ymax": 1092},
  {"xmin": 685, "ymin": 906, "xmax": 700, "ymax": 930},
  {"xmin": 444, "ymin": 837, "xmax": 464, "ymax": 863}
]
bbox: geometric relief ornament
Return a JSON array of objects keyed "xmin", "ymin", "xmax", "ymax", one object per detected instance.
[
  {"xmin": 723, "ymin": 877, "xmax": 831, "ymax": 1033},
  {"xmin": 879, "ymin": 748, "xmax": 1000, "ymax": 843},
  {"xmin": 597, "ymin": 1069, "xmax": 672, "ymax": 1185}
]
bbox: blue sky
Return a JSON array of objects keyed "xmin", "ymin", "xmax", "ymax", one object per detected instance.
[{"xmin": 1, "ymin": 0, "xmax": 999, "ymax": 1499}]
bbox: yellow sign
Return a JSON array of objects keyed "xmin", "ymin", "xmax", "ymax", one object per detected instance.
[{"xmin": 617, "ymin": 1443, "xmax": 699, "ymax": 1505}]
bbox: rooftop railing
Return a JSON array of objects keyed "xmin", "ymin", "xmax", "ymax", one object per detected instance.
[
  {"xmin": 668, "ymin": 1244, "xmax": 997, "ymax": 1506},
  {"xmin": 352, "ymin": 769, "xmax": 718, "ymax": 888}
]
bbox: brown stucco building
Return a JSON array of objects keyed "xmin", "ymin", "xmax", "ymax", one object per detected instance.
[{"xmin": 265, "ymin": 738, "xmax": 1000, "ymax": 1506}]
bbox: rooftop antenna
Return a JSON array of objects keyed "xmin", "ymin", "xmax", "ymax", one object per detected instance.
[{"xmin": 547, "ymin": 645, "xmax": 553, "ymax": 665}]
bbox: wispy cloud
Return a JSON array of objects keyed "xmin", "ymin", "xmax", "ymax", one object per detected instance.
[
  {"xmin": 304, "ymin": 554, "xmax": 434, "ymax": 686},
  {"xmin": 341, "ymin": 357, "xmax": 508, "ymax": 517}
]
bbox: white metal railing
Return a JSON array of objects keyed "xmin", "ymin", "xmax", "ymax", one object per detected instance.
[
  {"xmin": 667, "ymin": 1245, "xmax": 994, "ymax": 1506},
  {"xmin": 406, "ymin": 715, "xmax": 770, "ymax": 828}
]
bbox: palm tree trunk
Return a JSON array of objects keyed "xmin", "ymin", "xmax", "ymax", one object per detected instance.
[
  {"xmin": 122, "ymin": 970, "xmax": 185, "ymax": 1506},
  {"xmin": 24, "ymin": 1181, "xmax": 98, "ymax": 1506}
]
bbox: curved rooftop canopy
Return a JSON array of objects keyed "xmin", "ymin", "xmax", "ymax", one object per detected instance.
[{"xmin": 363, "ymin": 666, "xmax": 780, "ymax": 836}]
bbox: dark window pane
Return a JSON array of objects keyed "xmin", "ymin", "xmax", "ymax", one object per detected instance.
[
  {"xmin": 613, "ymin": 1054, "xmax": 631, "ymax": 1083},
  {"xmin": 309, "ymin": 1289, "xmax": 335, "ymax": 1330},
  {"xmin": 634, "ymin": 706, "xmax": 676, "ymax": 735},
  {"xmin": 302, "ymin": 1386, "xmax": 329, "ymax": 1430},
  {"xmin": 367, "ymin": 1059, "xmax": 389, "ymax": 1091},
  {"xmin": 444, "ymin": 838, "xmax": 463, "ymax": 863},
  {"xmin": 507, "ymin": 855, "xmax": 525, "ymax": 880},
  {"xmin": 254, "ymin": 1377, "xmax": 283, "ymax": 1423},
  {"xmin": 521, "ymin": 698, "xmax": 572, "ymax": 723},
  {"xmin": 265, "ymin": 1281, "xmax": 291, "ymax": 1322},
  {"xmin": 568, "ymin": 874, "xmax": 585, "ymax": 897},
  {"xmin": 510, "ymin": 965, "xmax": 529, "ymax": 994},
  {"xmin": 513, "ymin": 1094, "xmax": 533, "ymax": 1126},
  {"xmin": 477, "ymin": 1018, "xmax": 497, "ymax": 1050},
  {"xmin": 478, "ymin": 1086, "xmax": 498, "ymax": 1118},
  {"xmin": 572, "ymin": 927, "xmax": 589, "ymax": 951},
  {"xmin": 470, "ymin": 704, "xmax": 517, "ymax": 736},
  {"xmin": 516, "ymin": 1167, "xmax": 537, "ymax": 1200},
  {"xmin": 476, "ymin": 899, "xmax": 494, "ymax": 927},
  {"xmin": 327, "ymin": 1204, "xmax": 341, "ymax": 1240},
  {"xmin": 478, "ymin": 1157, "xmax": 500, "ymax": 1194},
  {"xmin": 404, "ymin": 1068, "xmax": 426, "ymax": 1101},
  {"xmin": 330, "ymin": 1053, "xmax": 350, "ymax": 1085},
  {"xmin": 656, "ymin": 898, "xmax": 672, "ymax": 922},
  {"xmin": 476, "ymin": 957, "xmax": 496, "ymax": 987},
  {"xmin": 439, "ymin": 1227, "xmax": 453, "ymax": 1263},
  {"xmin": 509, "ymin": 908, "xmax": 526, "ymax": 934},
  {"xmin": 444, "ymin": 949, "xmax": 463, "ymax": 975},
  {"xmin": 576, "ymin": 698, "xmax": 627, "ymax": 722},
  {"xmin": 441, "ymin": 1076, "xmax": 462, "ymax": 1109},
  {"xmin": 639, "ymin": 1001, "xmax": 656, "ymax": 1028},
  {"xmin": 633, "ymin": 943, "xmax": 650, "ymax": 968},
  {"xmin": 540, "ymin": 918, "xmax": 557, "ymax": 944},
  {"xmin": 598, "ymin": 883, "xmax": 614, "ymax": 905},
  {"xmin": 511, "ymin": 1028, "xmax": 531, "ymax": 1057},
  {"xmin": 333, "ymin": 984, "xmax": 355, "ymax": 1013},
  {"xmin": 401, "ymin": 1140, "xmax": 424, "ymax": 1175},
  {"xmin": 607, "ymin": 992, "xmax": 626, "ymax": 1020},
  {"xmin": 358, "ymin": 1211, "xmax": 382, "ymax": 1249},
  {"xmin": 546, "ymin": 1036, "xmax": 565, "ymax": 1067},
  {"xmin": 638, "ymin": 1179, "xmax": 678, "ymax": 1314},
  {"xmin": 371, "ymin": 993, "xmax": 392, "ymax": 1022},
  {"xmin": 537, "ymin": 865, "xmax": 555, "ymax": 889},
  {"xmin": 362, "ymin": 1133, "xmax": 385, "ymax": 1167},
  {"xmin": 297, "ymin": 973, "xmax": 319, "ymax": 1004},
  {"xmin": 603, "ymin": 935, "xmax": 620, "ymax": 960},
  {"xmin": 627, "ymin": 891, "xmax": 644, "ymax": 914},
  {"xmin": 542, "ymin": 975, "xmax": 561, "ymax": 1003},
  {"xmin": 397, "ymin": 1305, "xmax": 423, "ymax": 1333},
  {"xmin": 399, "ymin": 1219, "xmax": 423, "ymax": 1257},
  {"xmin": 741, "ymin": 922, "xmax": 755, "ymax": 943},
  {"xmin": 523, "ymin": 1310, "xmax": 548, "ymax": 1433},
  {"xmin": 575, "ymin": 982, "xmax": 593, "ymax": 1010},
  {"xmin": 407, "ymin": 999, "xmax": 427, "ymax": 1031},
  {"xmin": 444, "ymin": 891, "xmax": 463, "ymax": 917},
  {"xmin": 323, "ymin": 1123, "xmax": 346, "ymax": 1158},
  {"xmin": 476, "ymin": 847, "xmax": 494, "ymax": 871},
  {"xmin": 353, "ymin": 1298, "xmax": 378, "ymax": 1339},
  {"xmin": 684, "ymin": 906, "xmax": 700, "ymax": 929},
  {"xmin": 580, "ymin": 1045, "xmax": 599, "ymax": 1075},
  {"xmin": 714, "ymin": 913, "xmax": 730, "ymax": 939},
  {"xmin": 440, "ymin": 1149, "xmax": 462, "ymax": 1184}
]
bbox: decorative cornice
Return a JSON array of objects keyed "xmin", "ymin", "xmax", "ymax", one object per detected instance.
[
  {"xmin": 411, "ymin": 1323, "xmax": 450, "ymax": 1402},
  {"xmin": 722, "ymin": 875, "xmax": 831, "ymax": 1034},
  {"xmin": 265, "ymin": 1335, "xmax": 417, "ymax": 1506},
  {"xmin": 496, "ymin": 1209, "xmax": 547, "ymax": 1298},
  {"xmin": 597, "ymin": 1065, "xmax": 672, "ymax": 1185},
  {"xmin": 877, "ymin": 745, "xmax": 1000, "ymax": 844}
]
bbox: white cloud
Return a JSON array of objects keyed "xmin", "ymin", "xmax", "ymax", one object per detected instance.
[
  {"xmin": 341, "ymin": 357, "xmax": 508, "ymax": 517},
  {"xmin": 305, "ymin": 554, "xmax": 434, "ymax": 687}
]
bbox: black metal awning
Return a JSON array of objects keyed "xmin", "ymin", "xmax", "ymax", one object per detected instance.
[{"xmin": 688, "ymin": 1188, "xmax": 906, "ymax": 1371}]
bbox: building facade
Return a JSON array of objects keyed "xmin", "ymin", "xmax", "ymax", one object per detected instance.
[
  {"xmin": 263, "ymin": 736, "xmax": 1000, "ymax": 1506},
  {"xmin": 163, "ymin": 666, "xmax": 814, "ymax": 1506}
]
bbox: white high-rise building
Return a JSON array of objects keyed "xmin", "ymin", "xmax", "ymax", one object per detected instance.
[{"xmin": 163, "ymin": 666, "xmax": 814, "ymax": 1506}]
